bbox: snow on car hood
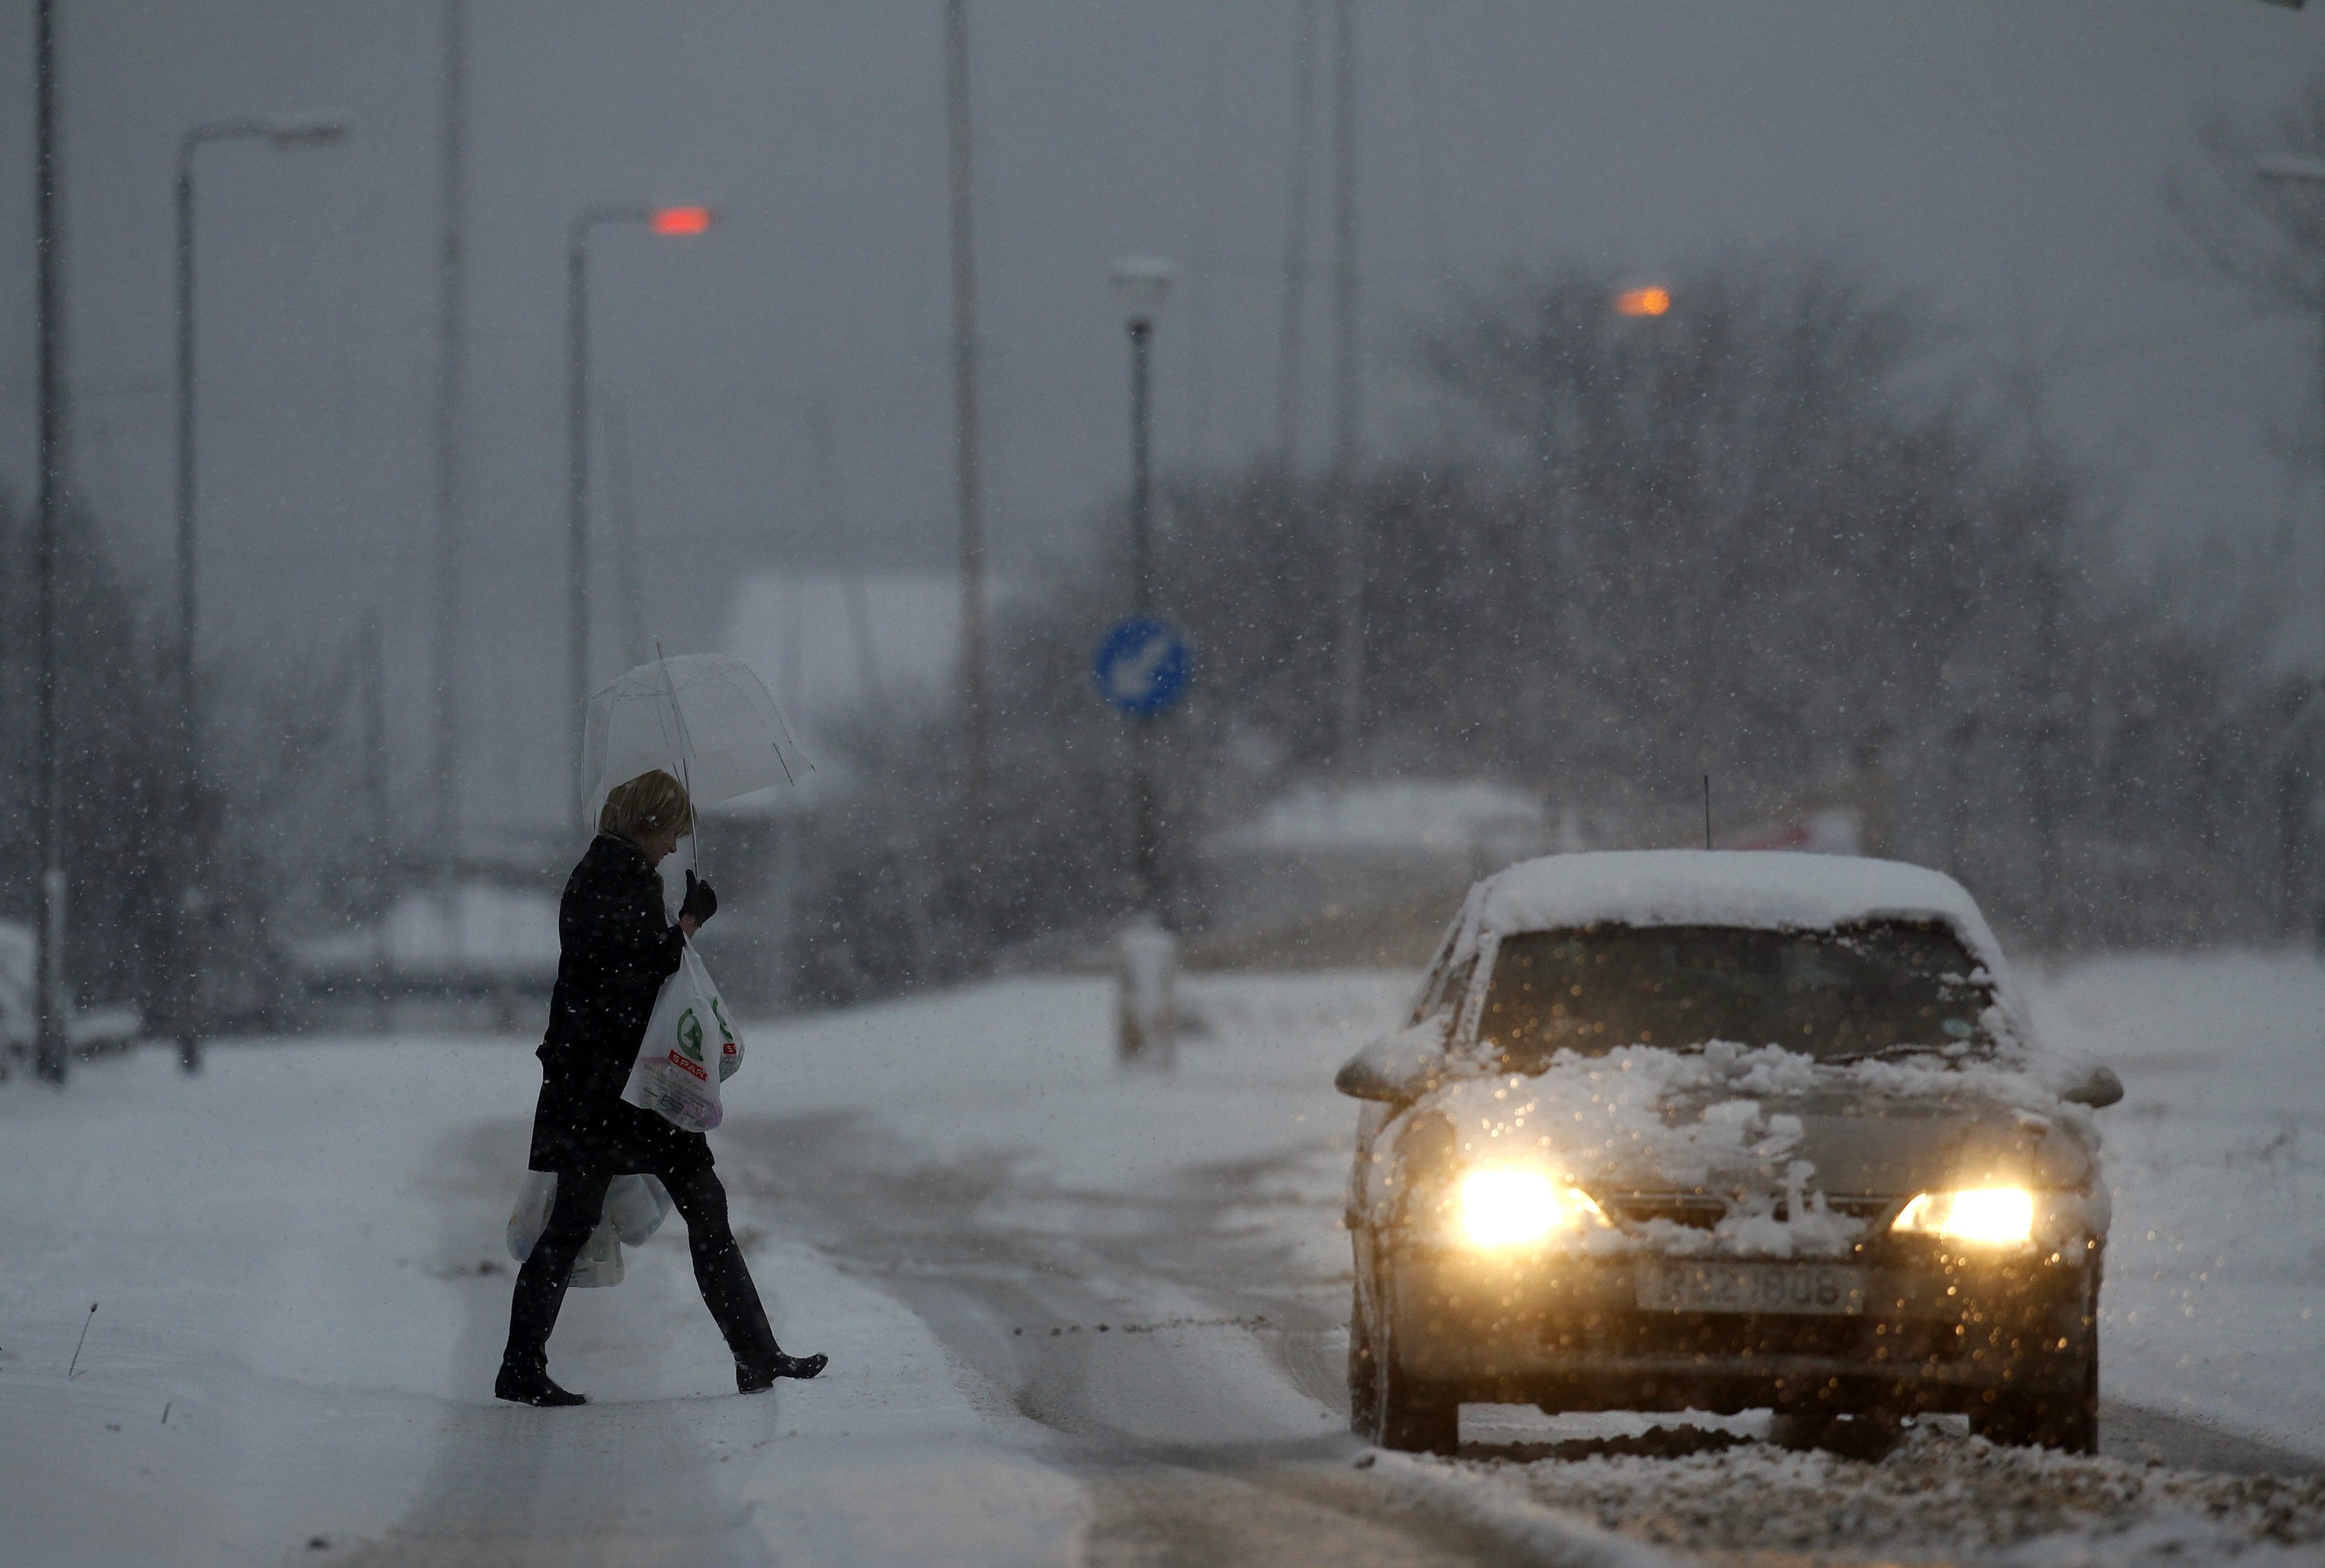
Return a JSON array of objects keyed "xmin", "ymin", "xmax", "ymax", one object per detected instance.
[{"xmin": 1391, "ymin": 1039, "xmax": 2100, "ymax": 1258}]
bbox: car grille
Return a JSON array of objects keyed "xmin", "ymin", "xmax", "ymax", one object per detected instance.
[
  {"xmin": 1606, "ymin": 1197, "xmax": 1726, "ymax": 1230},
  {"xmin": 1537, "ymin": 1310, "xmax": 1963, "ymax": 1366},
  {"xmin": 1601, "ymin": 1194, "xmax": 1892, "ymax": 1231}
]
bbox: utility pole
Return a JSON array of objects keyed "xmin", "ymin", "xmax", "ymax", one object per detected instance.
[
  {"xmin": 1275, "ymin": 0, "xmax": 1318, "ymax": 469},
  {"xmin": 1329, "ymin": 0, "xmax": 1364, "ymax": 764},
  {"xmin": 566, "ymin": 222, "xmax": 594, "ymax": 830},
  {"xmin": 360, "ymin": 610, "xmax": 390, "ymax": 882},
  {"xmin": 433, "ymin": 0, "xmax": 466, "ymax": 886},
  {"xmin": 944, "ymin": 0, "xmax": 991, "ymax": 838},
  {"xmin": 171, "ymin": 134, "xmax": 201, "ymax": 1073},
  {"xmin": 606, "ymin": 400, "xmax": 646, "ymax": 666},
  {"xmin": 33, "ymin": 0, "xmax": 68, "ymax": 1084}
]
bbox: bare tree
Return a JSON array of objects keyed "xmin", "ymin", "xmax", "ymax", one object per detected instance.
[{"xmin": 776, "ymin": 251, "xmax": 2291, "ymax": 1004}]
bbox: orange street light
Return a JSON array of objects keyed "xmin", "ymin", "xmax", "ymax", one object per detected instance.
[
  {"xmin": 1614, "ymin": 285, "xmax": 1671, "ymax": 318},
  {"xmin": 651, "ymin": 204, "xmax": 714, "ymax": 236}
]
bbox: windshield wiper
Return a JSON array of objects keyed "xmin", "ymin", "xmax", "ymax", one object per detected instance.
[{"xmin": 1824, "ymin": 1041, "xmax": 1954, "ymax": 1066}]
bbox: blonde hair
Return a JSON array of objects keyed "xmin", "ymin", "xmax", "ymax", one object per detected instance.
[{"xmin": 598, "ymin": 769, "xmax": 696, "ymax": 842}]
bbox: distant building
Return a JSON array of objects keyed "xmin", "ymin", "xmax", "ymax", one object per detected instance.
[
  {"xmin": 286, "ymin": 882, "xmax": 561, "ymax": 1030},
  {"xmin": 1195, "ymin": 779, "xmax": 1551, "ymax": 967}
]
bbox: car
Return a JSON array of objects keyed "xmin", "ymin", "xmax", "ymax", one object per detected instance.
[{"xmin": 1336, "ymin": 850, "xmax": 2122, "ymax": 1456}]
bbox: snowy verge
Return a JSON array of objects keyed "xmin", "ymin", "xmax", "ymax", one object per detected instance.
[{"xmin": 0, "ymin": 1038, "xmax": 1089, "ymax": 1568}]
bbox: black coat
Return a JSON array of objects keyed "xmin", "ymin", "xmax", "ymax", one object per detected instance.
[{"xmin": 525, "ymin": 833, "xmax": 713, "ymax": 1176}]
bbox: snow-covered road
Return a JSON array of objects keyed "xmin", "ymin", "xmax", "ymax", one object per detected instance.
[{"xmin": 3, "ymin": 955, "xmax": 2322, "ymax": 1566}]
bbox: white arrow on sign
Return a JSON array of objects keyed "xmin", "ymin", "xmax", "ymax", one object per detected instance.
[{"xmin": 1106, "ymin": 631, "xmax": 1174, "ymax": 701}]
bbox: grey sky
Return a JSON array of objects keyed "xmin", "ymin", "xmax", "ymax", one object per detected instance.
[{"xmin": 1, "ymin": 1, "xmax": 2320, "ymax": 836}]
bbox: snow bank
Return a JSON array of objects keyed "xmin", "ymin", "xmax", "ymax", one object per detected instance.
[
  {"xmin": 2028, "ymin": 952, "xmax": 2325, "ymax": 1461},
  {"xmin": 1472, "ymin": 1419, "xmax": 2324, "ymax": 1565}
]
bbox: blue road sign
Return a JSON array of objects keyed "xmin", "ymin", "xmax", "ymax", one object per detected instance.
[{"xmin": 1092, "ymin": 616, "xmax": 1190, "ymax": 717}]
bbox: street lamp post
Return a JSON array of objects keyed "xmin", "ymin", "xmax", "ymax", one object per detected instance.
[
  {"xmin": 32, "ymin": 0, "xmax": 64, "ymax": 1085},
  {"xmin": 2257, "ymin": 153, "xmax": 2325, "ymax": 940},
  {"xmin": 1111, "ymin": 259, "xmax": 1174, "ymax": 911},
  {"xmin": 172, "ymin": 115, "xmax": 347, "ymax": 1074},
  {"xmin": 566, "ymin": 203, "xmax": 714, "ymax": 827}
]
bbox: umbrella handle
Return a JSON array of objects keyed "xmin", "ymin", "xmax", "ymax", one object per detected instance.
[{"xmin": 678, "ymin": 754, "xmax": 704, "ymax": 883}]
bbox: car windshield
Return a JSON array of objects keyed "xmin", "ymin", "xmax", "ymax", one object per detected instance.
[{"xmin": 1477, "ymin": 921, "xmax": 1994, "ymax": 1069}]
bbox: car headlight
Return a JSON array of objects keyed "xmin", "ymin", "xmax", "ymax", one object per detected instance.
[
  {"xmin": 1455, "ymin": 1167, "xmax": 1609, "ymax": 1248},
  {"xmin": 1890, "ymin": 1186, "xmax": 2035, "ymax": 1246}
]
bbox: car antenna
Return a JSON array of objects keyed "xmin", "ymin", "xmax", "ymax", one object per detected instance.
[{"xmin": 1703, "ymin": 774, "xmax": 1712, "ymax": 850}]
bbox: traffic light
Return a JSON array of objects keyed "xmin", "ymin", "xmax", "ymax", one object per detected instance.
[{"xmin": 1614, "ymin": 285, "xmax": 1671, "ymax": 317}]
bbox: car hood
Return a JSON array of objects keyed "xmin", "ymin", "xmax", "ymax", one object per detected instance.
[{"xmin": 1401, "ymin": 1040, "xmax": 2101, "ymax": 1201}]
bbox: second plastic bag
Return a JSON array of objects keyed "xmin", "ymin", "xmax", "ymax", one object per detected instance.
[
  {"xmin": 504, "ymin": 1171, "xmax": 671, "ymax": 1289},
  {"xmin": 621, "ymin": 942, "xmax": 744, "ymax": 1132}
]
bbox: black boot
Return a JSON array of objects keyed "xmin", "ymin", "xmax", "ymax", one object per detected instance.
[
  {"xmin": 663, "ymin": 1169, "xmax": 825, "ymax": 1394},
  {"xmin": 495, "ymin": 1358, "xmax": 588, "ymax": 1407},
  {"xmin": 737, "ymin": 1351, "xmax": 828, "ymax": 1392},
  {"xmin": 498, "ymin": 1168, "xmax": 611, "ymax": 1409}
]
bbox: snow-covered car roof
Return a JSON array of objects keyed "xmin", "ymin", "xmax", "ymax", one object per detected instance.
[{"xmin": 1452, "ymin": 850, "xmax": 2013, "ymax": 984}]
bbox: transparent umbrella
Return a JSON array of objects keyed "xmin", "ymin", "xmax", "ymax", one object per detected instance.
[{"xmin": 580, "ymin": 654, "xmax": 810, "ymax": 836}]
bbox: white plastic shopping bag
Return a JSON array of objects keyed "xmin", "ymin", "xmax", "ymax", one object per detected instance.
[
  {"xmin": 504, "ymin": 1172, "xmax": 671, "ymax": 1290},
  {"xmin": 606, "ymin": 1173, "xmax": 673, "ymax": 1244},
  {"xmin": 621, "ymin": 942, "xmax": 744, "ymax": 1132},
  {"xmin": 506, "ymin": 1170, "xmax": 558, "ymax": 1261},
  {"xmin": 569, "ymin": 1220, "xmax": 624, "ymax": 1288}
]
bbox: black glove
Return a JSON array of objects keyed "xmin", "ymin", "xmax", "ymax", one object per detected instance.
[{"xmin": 681, "ymin": 870, "xmax": 718, "ymax": 928}]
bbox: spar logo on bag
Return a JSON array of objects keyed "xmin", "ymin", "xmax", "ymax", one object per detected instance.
[
  {"xmin": 669, "ymin": 1007, "xmax": 711, "ymax": 1080},
  {"xmin": 711, "ymin": 997, "xmax": 741, "ymax": 1078}
]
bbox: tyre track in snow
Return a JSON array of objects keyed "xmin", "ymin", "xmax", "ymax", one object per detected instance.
[{"xmin": 726, "ymin": 1111, "xmax": 1552, "ymax": 1567}]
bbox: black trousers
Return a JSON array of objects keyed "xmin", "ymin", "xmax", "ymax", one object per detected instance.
[{"xmin": 502, "ymin": 1165, "xmax": 781, "ymax": 1374}]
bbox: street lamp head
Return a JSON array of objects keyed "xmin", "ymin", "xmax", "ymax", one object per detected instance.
[
  {"xmin": 1110, "ymin": 257, "xmax": 1177, "ymax": 330},
  {"xmin": 265, "ymin": 118, "xmax": 350, "ymax": 150},
  {"xmin": 651, "ymin": 204, "xmax": 716, "ymax": 236},
  {"xmin": 1614, "ymin": 282, "xmax": 1672, "ymax": 317}
]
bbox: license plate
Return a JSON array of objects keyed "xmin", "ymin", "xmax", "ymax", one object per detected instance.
[{"xmin": 1634, "ymin": 1261, "xmax": 1866, "ymax": 1316}]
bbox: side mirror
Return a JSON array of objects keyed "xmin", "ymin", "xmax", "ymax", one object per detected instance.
[
  {"xmin": 2060, "ymin": 1062, "xmax": 2124, "ymax": 1109},
  {"xmin": 1334, "ymin": 1020, "xmax": 1448, "ymax": 1104}
]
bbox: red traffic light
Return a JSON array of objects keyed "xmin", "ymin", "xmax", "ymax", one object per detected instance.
[{"xmin": 651, "ymin": 205, "xmax": 714, "ymax": 237}]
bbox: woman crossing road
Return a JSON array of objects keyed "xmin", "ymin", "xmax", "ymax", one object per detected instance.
[{"xmin": 496, "ymin": 769, "xmax": 826, "ymax": 1406}]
